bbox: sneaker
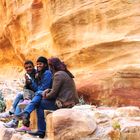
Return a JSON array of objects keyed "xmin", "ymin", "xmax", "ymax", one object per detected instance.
[
  {"xmin": 18, "ymin": 99, "xmax": 31, "ymax": 109},
  {"xmin": 3, "ymin": 119, "xmax": 18, "ymax": 128},
  {"xmin": 0, "ymin": 112, "xmax": 11, "ymax": 118},
  {"xmin": 16, "ymin": 125, "xmax": 31, "ymax": 132}
]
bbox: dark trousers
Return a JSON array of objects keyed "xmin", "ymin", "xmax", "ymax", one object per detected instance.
[{"xmin": 36, "ymin": 99, "xmax": 57, "ymax": 133}]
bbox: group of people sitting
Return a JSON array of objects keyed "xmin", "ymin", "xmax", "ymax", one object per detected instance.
[{"xmin": 0, "ymin": 56, "xmax": 79, "ymax": 138}]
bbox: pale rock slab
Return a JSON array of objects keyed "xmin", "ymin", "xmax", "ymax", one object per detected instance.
[
  {"xmin": 47, "ymin": 108, "xmax": 97, "ymax": 140},
  {"xmin": 115, "ymin": 106, "xmax": 140, "ymax": 117}
]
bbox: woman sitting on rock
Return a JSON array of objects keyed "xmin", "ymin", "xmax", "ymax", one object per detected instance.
[{"xmin": 26, "ymin": 57, "xmax": 79, "ymax": 138}]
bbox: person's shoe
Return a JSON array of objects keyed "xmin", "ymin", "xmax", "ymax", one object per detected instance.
[
  {"xmin": 18, "ymin": 99, "xmax": 31, "ymax": 109},
  {"xmin": 0, "ymin": 112, "xmax": 11, "ymax": 118},
  {"xmin": 16, "ymin": 125, "xmax": 31, "ymax": 132},
  {"xmin": 16, "ymin": 111, "xmax": 30, "ymax": 120},
  {"xmin": 3, "ymin": 119, "xmax": 18, "ymax": 128},
  {"xmin": 28, "ymin": 131, "xmax": 45, "ymax": 138}
]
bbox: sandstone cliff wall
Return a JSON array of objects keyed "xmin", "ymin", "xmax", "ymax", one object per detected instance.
[{"xmin": 0, "ymin": 0, "xmax": 140, "ymax": 106}]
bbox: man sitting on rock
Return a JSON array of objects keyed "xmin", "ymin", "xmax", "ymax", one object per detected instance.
[
  {"xmin": 1, "ymin": 57, "xmax": 53, "ymax": 130},
  {"xmin": 0, "ymin": 60, "xmax": 36, "ymax": 128}
]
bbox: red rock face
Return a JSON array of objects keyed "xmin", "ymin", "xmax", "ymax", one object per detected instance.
[{"xmin": 77, "ymin": 67, "xmax": 140, "ymax": 107}]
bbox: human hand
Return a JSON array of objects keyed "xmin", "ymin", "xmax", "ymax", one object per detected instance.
[
  {"xmin": 42, "ymin": 89, "xmax": 51, "ymax": 99},
  {"xmin": 35, "ymin": 73, "xmax": 39, "ymax": 79},
  {"xmin": 25, "ymin": 73, "xmax": 31, "ymax": 84}
]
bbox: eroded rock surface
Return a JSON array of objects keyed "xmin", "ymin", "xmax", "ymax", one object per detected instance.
[
  {"xmin": 0, "ymin": 0, "xmax": 140, "ymax": 107},
  {"xmin": 47, "ymin": 106, "xmax": 140, "ymax": 140}
]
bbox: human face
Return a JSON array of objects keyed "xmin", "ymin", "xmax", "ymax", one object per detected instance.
[
  {"xmin": 24, "ymin": 63, "xmax": 34, "ymax": 74},
  {"xmin": 36, "ymin": 62, "xmax": 46, "ymax": 72}
]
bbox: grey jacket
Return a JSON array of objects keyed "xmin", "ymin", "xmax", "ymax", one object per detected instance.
[{"xmin": 46, "ymin": 71, "xmax": 79, "ymax": 106}]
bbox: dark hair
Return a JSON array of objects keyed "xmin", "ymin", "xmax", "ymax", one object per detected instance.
[
  {"xmin": 36, "ymin": 56, "xmax": 49, "ymax": 82},
  {"xmin": 24, "ymin": 60, "xmax": 34, "ymax": 66},
  {"xmin": 37, "ymin": 56, "xmax": 48, "ymax": 64},
  {"xmin": 48, "ymin": 57, "xmax": 74, "ymax": 78}
]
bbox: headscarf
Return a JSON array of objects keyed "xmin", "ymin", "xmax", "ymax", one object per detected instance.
[{"xmin": 48, "ymin": 57, "xmax": 74, "ymax": 78}]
